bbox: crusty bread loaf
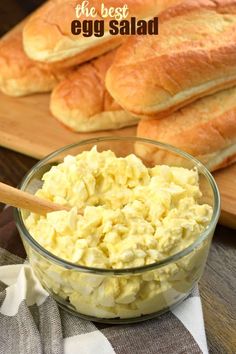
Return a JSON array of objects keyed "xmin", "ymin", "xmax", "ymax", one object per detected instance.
[
  {"xmin": 23, "ymin": 0, "xmax": 159, "ymax": 66},
  {"xmin": 106, "ymin": 0, "xmax": 236, "ymax": 118},
  {"xmin": 0, "ymin": 27, "xmax": 73, "ymax": 96},
  {"xmin": 136, "ymin": 87, "xmax": 236, "ymax": 171},
  {"xmin": 50, "ymin": 50, "xmax": 139, "ymax": 132}
]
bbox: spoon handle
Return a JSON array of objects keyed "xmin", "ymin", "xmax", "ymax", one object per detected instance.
[{"xmin": 0, "ymin": 182, "xmax": 69, "ymax": 215}]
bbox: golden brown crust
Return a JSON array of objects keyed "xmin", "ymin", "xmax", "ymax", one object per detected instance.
[
  {"xmin": 212, "ymin": 153, "xmax": 236, "ymax": 170},
  {"xmin": 0, "ymin": 27, "xmax": 74, "ymax": 96},
  {"xmin": 106, "ymin": 0, "xmax": 236, "ymax": 117},
  {"xmin": 23, "ymin": 0, "xmax": 159, "ymax": 65},
  {"xmin": 157, "ymin": 0, "xmax": 185, "ymax": 14},
  {"xmin": 137, "ymin": 86, "xmax": 236, "ymax": 171},
  {"xmin": 50, "ymin": 50, "xmax": 139, "ymax": 132},
  {"xmin": 46, "ymin": 36, "xmax": 122, "ymax": 70}
]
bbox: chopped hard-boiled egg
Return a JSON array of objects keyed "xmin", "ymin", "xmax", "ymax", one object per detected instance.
[{"xmin": 25, "ymin": 147, "xmax": 213, "ymax": 319}]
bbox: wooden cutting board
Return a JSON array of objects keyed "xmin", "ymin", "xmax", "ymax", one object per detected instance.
[
  {"xmin": 0, "ymin": 92, "xmax": 235, "ymax": 229},
  {"xmin": 0, "ymin": 92, "xmax": 136, "ymax": 158},
  {"xmin": 0, "ymin": 14, "xmax": 235, "ymax": 229}
]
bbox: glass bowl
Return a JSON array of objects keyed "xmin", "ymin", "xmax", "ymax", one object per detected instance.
[{"xmin": 14, "ymin": 137, "xmax": 220, "ymax": 324}]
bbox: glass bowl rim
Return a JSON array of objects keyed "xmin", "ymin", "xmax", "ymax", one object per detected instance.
[{"xmin": 14, "ymin": 136, "xmax": 221, "ymax": 275}]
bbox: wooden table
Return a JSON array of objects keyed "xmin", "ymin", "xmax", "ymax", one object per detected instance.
[{"xmin": 0, "ymin": 1, "xmax": 235, "ymax": 353}]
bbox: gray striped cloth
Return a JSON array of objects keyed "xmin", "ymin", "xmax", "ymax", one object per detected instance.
[{"xmin": 0, "ymin": 208, "xmax": 208, "ymax": 354}]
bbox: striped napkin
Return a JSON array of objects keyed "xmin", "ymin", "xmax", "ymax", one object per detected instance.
[{"xmin": 0, "ymin": 207, "xmax": 208, "ymax": 354}]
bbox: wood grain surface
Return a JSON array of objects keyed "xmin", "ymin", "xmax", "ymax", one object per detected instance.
[
  {"xmin": 0, "ymin": 1, "xmax": 235, "ymax": 354},
  {"xmin": 0, "ymin": 4, "xmax": 236, "ymax": 230},
  {"xmin": 0, "ymin": 92, "xmax": 137, "ymax": 158},
  {"xmin": 1, "ymin": 89, "xmax": 236, "ymax": 229}
]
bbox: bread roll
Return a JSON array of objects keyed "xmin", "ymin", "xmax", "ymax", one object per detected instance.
[
  {"xmin": 23, "ymin": 0, "xmax": 159, "ymax": 66},
  {"xmin": 158, "ymin": 0, "xmax": 184, "ymax": 13},
  {"xmin": 106, "ymin": 0, "xmax": 236, "ymax": 118},
  {"xmin": 137, "ymin": 87, "xmax": 236, "ymax": 171},
  {"xmin": 0, "ymin": 28, "xmax": 73, "ymax": 96},
  {"xmin": 50, "ymin": 50, "xmax": 139, "ymax": 132}
]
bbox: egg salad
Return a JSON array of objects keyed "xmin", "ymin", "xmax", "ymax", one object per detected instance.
[{"xmin": 25, "ymin": 146, "xmax": 213, "ymax": 319}]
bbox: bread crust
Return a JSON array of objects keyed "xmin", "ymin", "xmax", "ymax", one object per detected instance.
[
  {"xmin": 0, "ymin": 27, "xmax": 73, "ymax": 96},
  {"xmin": 106, "ymin": 0, "xmax": 236, "ymax": 117},
  {"xmin": 23, "ymin": 0, "xmax": 159, "ymax": 65},
  {"xmin": 50, "ymin": 50, "xmax": 139, "ymax": 132},
  {"xmin": 137, "ymin": 86, "xmax": 236, "ymax": 171}
]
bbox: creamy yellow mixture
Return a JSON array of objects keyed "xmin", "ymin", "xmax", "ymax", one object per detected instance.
[{"xmin": 25, "ymin": 147, "xmax": 213, "ymax": 318}]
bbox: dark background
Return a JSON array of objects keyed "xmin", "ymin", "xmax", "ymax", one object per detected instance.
[
  {"xmin": 0, "ymin": 0, "xmax": 44, "ymax": 36},
  {"xmin": 0, "ymin": 1, "xmax": 235, "ymax": 353}
]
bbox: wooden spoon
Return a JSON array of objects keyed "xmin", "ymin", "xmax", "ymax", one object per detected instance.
[{"xmin": 0, "ymin": 181, "xmax": 72, "ymax": 215}]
